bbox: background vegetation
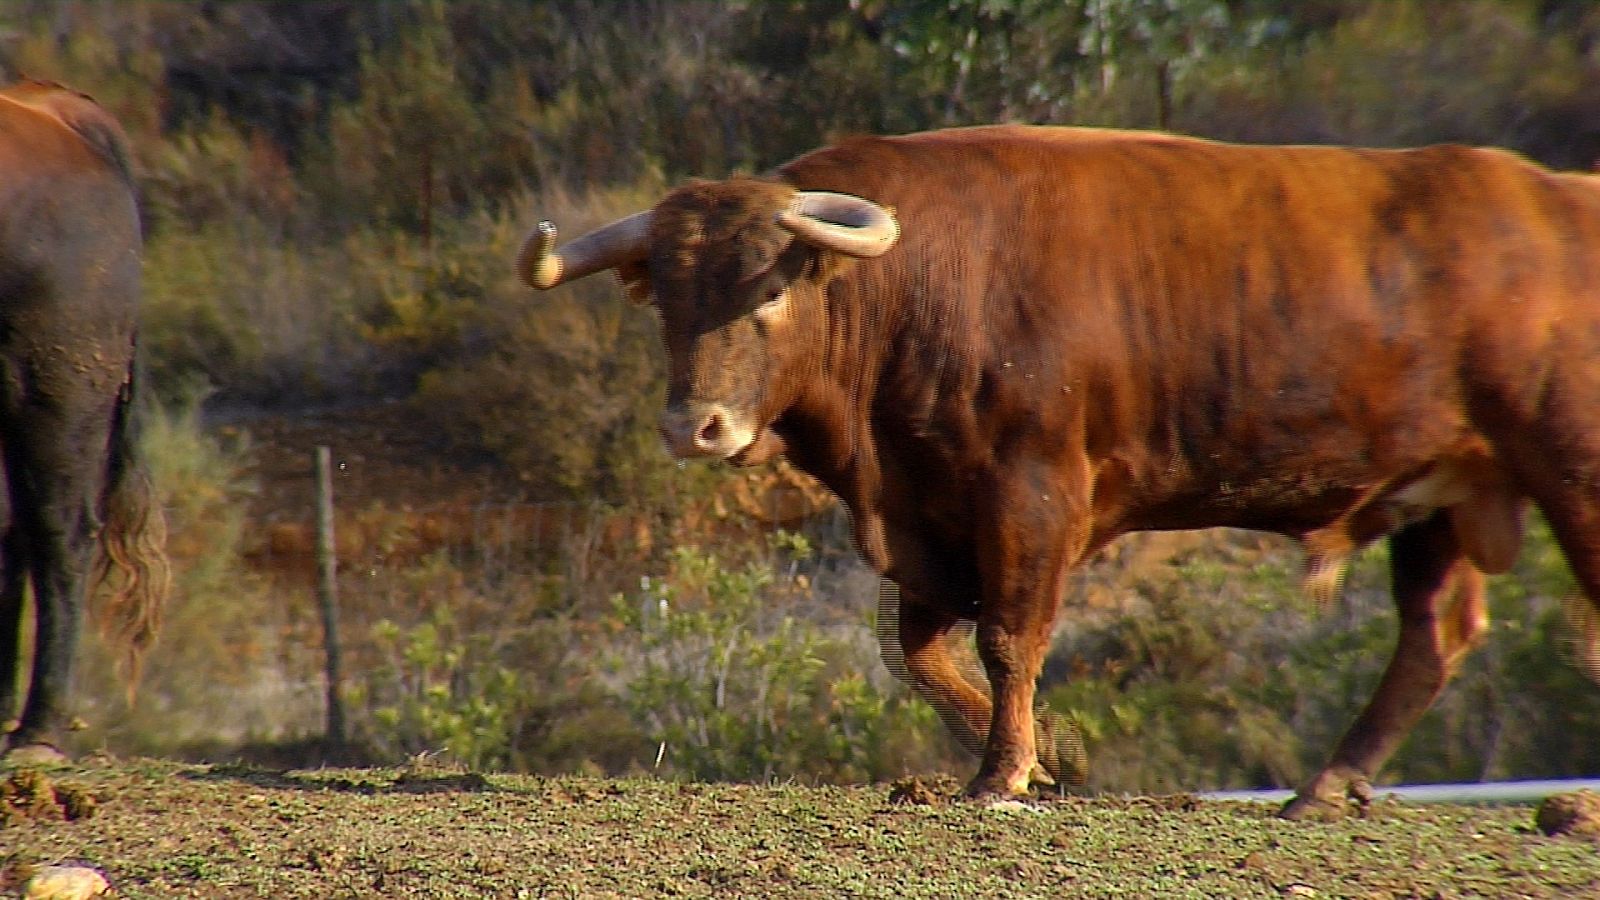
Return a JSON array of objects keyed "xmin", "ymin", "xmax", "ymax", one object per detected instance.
[{"xmin": 3, "ymin": 0, "xmax": 1600, "ymax": 793}]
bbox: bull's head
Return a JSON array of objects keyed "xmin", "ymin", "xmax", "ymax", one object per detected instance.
[{"xmin": 517, "ymin": 179, "xmax": 898, "ymax": 465}]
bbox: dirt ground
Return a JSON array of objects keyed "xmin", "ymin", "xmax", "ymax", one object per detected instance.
[{"xmin": 4, "ymin": 759, "xmax": 1598, "ymax": 899}]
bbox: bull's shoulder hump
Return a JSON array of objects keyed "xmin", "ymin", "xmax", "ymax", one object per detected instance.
[{"xmin": 0, "ymin": 80, "xmax": 134, "ymax": 184}]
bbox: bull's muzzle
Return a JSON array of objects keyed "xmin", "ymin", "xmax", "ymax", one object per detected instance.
[{"xmin": 660, "ymin": 403, "xmax": 754, "ymax": 460}]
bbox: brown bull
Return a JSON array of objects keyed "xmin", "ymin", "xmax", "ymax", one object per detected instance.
[
  {"xmin": 518, "ymin": 125, "xmax": 1600, "ymax": 816},
  {"xmin": 0, "ymin": 80, "xmax": 169, "ymax": 760}
]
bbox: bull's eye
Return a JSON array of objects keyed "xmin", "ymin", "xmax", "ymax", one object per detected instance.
[{"xmin": 757, "ymin": 286, "xmax": 788, "ymax": 314}]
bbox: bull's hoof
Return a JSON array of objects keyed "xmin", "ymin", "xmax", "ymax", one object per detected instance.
[
  {"xmin": 2, "ymin": 742, "xmax": 69, "ymax": 769},
  {"xmin": 1279, "ymin": 774, "xmax": 1373, "ymax": 821},
  {"xmin": 964, "ymin": 769, "xmax": 1034, "ymax": 801},
  {"xmin": 1279, "ymin": 792, "xmax": 1349, "ymax": 822}
]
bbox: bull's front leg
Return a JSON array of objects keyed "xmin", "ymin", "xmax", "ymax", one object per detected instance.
[
  {"xmin": 879, "ymin": 579, "xmax": 1087, "ymax": 789},
  {"xmin": 966, "ymin": 468, "xmax": 1085, "ymax": 799}
]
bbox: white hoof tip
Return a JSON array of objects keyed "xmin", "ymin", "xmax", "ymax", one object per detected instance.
[{"xmin": 984, "ymin": 799, "xmax": 1043, "ymax": 814}]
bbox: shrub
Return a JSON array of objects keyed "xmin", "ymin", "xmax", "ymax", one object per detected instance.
[
  {"xmin": 608, "ymin": 542, "xmax": 947, "ymax": 784},
  {"xmin": 141, "ymin": 222, "xmax": 379, "ymax": 406},
  {"xmin": 344, "ymin": 535, "xmax": 649, "ymax": 776},
  {"xmin": 409, "ymin": 184, "xmax": 683, "ymax": 503},
  {"xmin": 360, "ymin": 607, "xmax": 525, "ymax": 771},
  {"xmin": 1046, "ymin": 538, "xmax": 1313, "ymax": 793}
]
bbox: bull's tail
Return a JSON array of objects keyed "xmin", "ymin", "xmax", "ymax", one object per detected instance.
[{"xmin": 91, "ymin": 360, "xmax": 170, "ymax": 690}]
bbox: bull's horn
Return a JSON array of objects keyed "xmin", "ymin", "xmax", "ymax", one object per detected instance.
[
  {"xmin": 777, "ymin": 191, "xmax": 899, "ymax": 258},
  {"xmin": 516, "ymin": 210, "xmax": 654, "ymax": 289}
]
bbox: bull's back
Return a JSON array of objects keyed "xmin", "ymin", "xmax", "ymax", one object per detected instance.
[
  {"xmin": 0, "ymin": 80, "xmax": 133, "ymax": 182},
  {"xmin": 0, "ymin": 81, "xmax": 141, "ymax": 441},
  {"xmin": 783, "ymin": 126, "xmax": 1600, "ymax": 532},
  {"xmin": 0, "ymin": 82, "xmax": 140, "ymax": 349},
  {"xmin": 787, "ymin": 124, "xmax": 1599, "ymax": 321}
]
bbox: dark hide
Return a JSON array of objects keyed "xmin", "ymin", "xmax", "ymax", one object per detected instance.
[{"xmin": 0, "ymin": 80, "xmax": 168, "ymax": 756}]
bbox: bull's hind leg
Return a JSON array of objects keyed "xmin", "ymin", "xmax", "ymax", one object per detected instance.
[
  {"xmin": 1282, "ymin": 511, "xmax": 1488, "ymax": 820},
  {"xmin": 1492, "ymin": 375, "xmax": 1600, "ymax": 679},
  {"xmin": 877, "ymin": 580, "xmax": 1085, "ymax": 791},
  {"xmin": 1516, "ymin": 484, "xmax": 1600, "ymax": 684},
  {"xmin": 0, "ymin": 395, "xmax": 101, "ymax": 755},
  {"xmin": 878, "ymin": 580, "xmax": 989, "ymax": 759}
]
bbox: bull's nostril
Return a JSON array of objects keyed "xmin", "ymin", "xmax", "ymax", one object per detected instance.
[{"xmin": 696, "ymin": 414, "xmax": 724, "ymax": 448}]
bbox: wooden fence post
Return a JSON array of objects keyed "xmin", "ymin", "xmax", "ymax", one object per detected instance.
[{"xmin": 315, "ymin": 445, "xmax": 348, "ymax": 752}]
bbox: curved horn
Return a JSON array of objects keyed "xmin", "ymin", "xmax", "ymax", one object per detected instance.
[
  {"xmin": 516, "ymin": 210, "xmax": 654, "ymax": 289},
  {"xmin": 776, "ymin": 191, "xmax": 899, "ymax": 258}
]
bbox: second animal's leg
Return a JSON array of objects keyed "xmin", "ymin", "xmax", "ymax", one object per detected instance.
[
  {"xmin": 11, "ymin": 496, "xmax": 93, "ymax": 752},
  {"xmin": 0, "ymin": 528, "xmax": 25, "ymax": 742},
  {"xmin": 0, "ymin": 385, "xmax": 104, "ymax": 754}
]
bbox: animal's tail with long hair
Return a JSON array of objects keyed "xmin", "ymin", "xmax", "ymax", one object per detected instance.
[{"xmin": 91, "ymin": 357, "xmax": 170, "ymax": 692}]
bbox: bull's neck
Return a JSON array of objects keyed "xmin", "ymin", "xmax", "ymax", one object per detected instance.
[
  {"xmin": 783, "ymin": 275, "xmax": 902, "ymax": 481},
  {"xmin": 775, "ymin": 265, "xmax": 926, "ymax": 570}
]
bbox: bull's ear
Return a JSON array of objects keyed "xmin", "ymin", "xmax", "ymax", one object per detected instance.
[
  {"xmin": 617, "ymin": 261, "xmax": 652, "ymax": 305},
  {"xmin": 810, "ymin": 248, "xmax": 859, "ymax": 284}
]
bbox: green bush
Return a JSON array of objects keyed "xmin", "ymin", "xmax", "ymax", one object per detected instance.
[
  {"xmin": 300, "ymin": 0, "xmax": 519, "ymax": 234},
  {"xmin": 141, "ymin": 222, "xmax": 378, "ymax": 406},
  {"xmin": 360, "ymin": 607, "xmax": 525, "ymax": 771},
  {"xmin": 1046, "ymin": 540, "xmax": 1313, "ymax": 793},
  {"xmin": 409, "ymin": 185, "xmax": 682, "ymax": 502},
  {"xmin": 344, "ymin": 538, "xmax": 650, "ymax": 776},
  {"xmin": 609, "ymin": 542, "xmax": 946, "ymax": 784}
]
